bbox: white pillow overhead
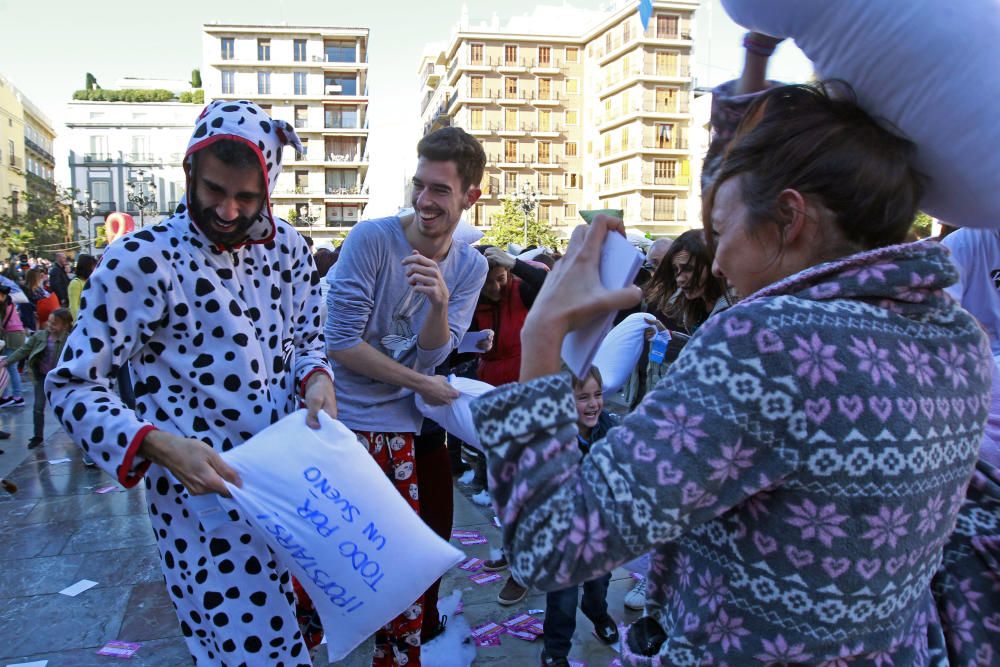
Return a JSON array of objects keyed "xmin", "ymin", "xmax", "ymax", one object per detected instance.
[{"xmin": 721, "ymin": 0, "xmax": 1000, "ymax": 229}]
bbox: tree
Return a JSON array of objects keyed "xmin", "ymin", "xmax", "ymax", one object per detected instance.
[
  {"xmin": 190, "ymin": 69, "xmax": 202, "ymax": 89},
  {"xmin": 910, "ymin": 211, "xmax": 935, "ymax": 239},
  {"xmin": 85, "ymin": 72, "xmax": 100, "ymax": 91},
  {"xmin": 480, "ymin": 198, "xmax": 561, "ymax": 250},
  {"xmin": 0, "ymin": 187, "xmax": 73, "ymax": 258}
]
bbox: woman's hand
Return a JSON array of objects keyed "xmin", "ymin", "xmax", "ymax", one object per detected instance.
[
  {"xmin": 519, "ymin": 215, "xmax": 643, "ymax": 381},
  {"xmin": 644, "ymin": 316, "xmax": 666, "ymax": 341}
]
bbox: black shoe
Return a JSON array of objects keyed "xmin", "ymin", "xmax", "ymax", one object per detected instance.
[
  {"xmin": 497, "ymin": 575, "xmax": 529, "ymax": 605},
  {"xmin": 1, "ymin": 479, "xmax": 16, "ymax": 494},
  {"xmin": 593, "ymin": 614, "xmax": 620, "ymax": 645},
  {"xmin": 422, "ymin": 614, "xmax": 448, "ymax": 643},
  {"xmin": 483, "ymin": 555, "xmax": 509, "ymax": 572},
  {"xmin": 27, "ymin": 436, "xmax": 43, "ymax": 449},
  {"xmin": 540, "ymin": 651, "xmax": 571, "ymax": 667},
  {"xmin": 0, "ymin": 430, "xmax": 10, "ymax": 440}
]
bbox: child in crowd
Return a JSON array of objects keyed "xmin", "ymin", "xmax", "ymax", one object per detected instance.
[
  {"xmin": 0, "ymin": 308, "xmax": 73, "ymax": 454},
  {"xmin": 541, "ymin": 365, "xmax": 620, "ymax": 666}
]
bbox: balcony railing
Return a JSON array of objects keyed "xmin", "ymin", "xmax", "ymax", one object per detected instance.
[
  {"xmin": 24, "ymin": 138, "xmax": 54, "ymax": 164},
  {"xmin": 128, "ymin": 153, "xmax": 160, "ymax": 163},
  {"xmin": 652, "ymin": 175, "xmax": 692, "ymax": 186},
  {"xmin": 294, "ymin": 119, "xmax": 308, "ymax": 128},
  {"xmin": 325, "ymin": 186, "xmax": 365, "ymax": 196},
  {"xmin": 597, "ymin": 101, "xmax": 692, "ymax": 125},
  {"xmin": 84, "ymin": 153, "xmax": 114, "ymax": 163},
  {"xmin": 325, "ymin": 153, "xmax": 366, "ymax": 163},
  {"xmin": 602, "ymin": 65, "xmax": 691, "ymax": 90},
  {"xmin": 95, "ymin": 201, "xmax": 118, "ymax": 214}
]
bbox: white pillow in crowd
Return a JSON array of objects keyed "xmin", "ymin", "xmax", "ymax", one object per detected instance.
[
  {"xmin": 219, "ymin": 410, "xmax": 464, "ymax": 661},
  {"xmin": 721, "ymin": 0, "xmax": 1000, "ymax": 229},
  {"xmin": 415, "ymin": 375, "xmax": 495, "ymax": 452},
  {"xmin": 592, "ymin": 313, "xmax": 655, "ymax": 394},
  {"xmin": 453, "ymin": 218, "xmax": 484, "ymax": 245}
]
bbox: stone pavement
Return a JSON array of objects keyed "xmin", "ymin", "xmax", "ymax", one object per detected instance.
[{"xmin": 0, "ymin": 387, "xmax": 641, "ymax": 666}]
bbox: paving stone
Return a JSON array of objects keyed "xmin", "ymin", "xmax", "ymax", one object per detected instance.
[
  {"xmin": 118, "ymin": 581, "xmax": 184, "ymax": 642},
  {"xmin": 0, "ymin": 518, "xmax": 79, "ymax": 559},
  {"xmin": 61, "ymin": 514, "xmax": 158, "ymax": 554},
  {"xmin": 0, "ymin": 552, "xmax": 87, "ymax": 597}
]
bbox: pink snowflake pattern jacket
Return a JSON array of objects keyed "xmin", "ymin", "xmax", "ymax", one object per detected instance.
[{"xmin": 471, "ymin": 241, "xmax": 992, "ymax": 666}]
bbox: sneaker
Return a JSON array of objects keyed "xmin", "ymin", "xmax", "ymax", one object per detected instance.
[
  {"xmin": 83, "ymin": 452, "xmax": 96, "ymax": 467},
  {"xmin": 592, "ymin": 614, "xmax": 620, "ymax": 645},
  {"xmin": 624, "ymin": 577, "xmax": 647, "ymax": 611},
  {"xmin": 1, "ymin": 396, "xmax": 26, "ymax": 408},
  {"xmin": 540, "ymin": 651, "xmax": 571, "ymax": 667},
  {"xmin": 497, "ymin": 575, "xmax": 528, "ymax": 605},
  {"xmin": 0, "ymin": 430, "xmax": 9, "ymax": 440},
  {"xmin": 27, "ymin": 436, "xmax": 43, "ymax": 449},
  {"xmin": 422, "ymin": 614, "xmax": 448, "ymax": 643},
  {"xmin": 483, "ymin": 555, "xmax": 509, "ymax": 572},
  {"xmin": 1, "ymin": 479, "xmax": 16, "ymax": 494},
  {"xmin": 0, "ymin": 397, "xmax": 15, "ymax": 408}
]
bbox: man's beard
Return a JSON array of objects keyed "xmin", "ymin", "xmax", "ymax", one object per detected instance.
[{"xmin": 189, "ymin": 189, "xmax": 261, "ymax": 247}]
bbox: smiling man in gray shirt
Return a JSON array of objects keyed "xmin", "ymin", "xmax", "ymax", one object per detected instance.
[{"xmin": 324, "ymin": 127, "xmax": 488, "ymax": 665}]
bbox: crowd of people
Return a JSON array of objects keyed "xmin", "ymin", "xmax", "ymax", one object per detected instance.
[{"xmin": 0, "ymin": 26, "xmax": 994, "ymax": 667}]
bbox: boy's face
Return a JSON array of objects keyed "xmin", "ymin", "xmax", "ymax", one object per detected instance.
[{"xmin": 574, "ymin": 376, "xmax": 603, "ymax": 430}]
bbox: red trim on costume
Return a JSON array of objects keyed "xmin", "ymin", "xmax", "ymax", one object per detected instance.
[
  {"xmin": 118, "ymin": 424, "xmax": 157, "ymax": 488},
  {"xmin": 299, "ymin": 368, "xmax": 333, "ymax": 398},
  {"xmin": 183, "ymin": 134, "xmax": 278, "ymax": 251}
]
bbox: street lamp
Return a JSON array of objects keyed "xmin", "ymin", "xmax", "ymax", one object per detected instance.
[
  {"xmin": 515, "ymin": 183, "xmax": 539, "ymax": 247},
  {"xmin": 74, "ymin": 195, "xmax": 101, "ymax": 254},
  {"xmin": 299, "ymin": 205, "xmax": 318, "ymax": 239},
  {"xmin": 126, "ymin": 169, "xmax": 158, "ymax": 228}
]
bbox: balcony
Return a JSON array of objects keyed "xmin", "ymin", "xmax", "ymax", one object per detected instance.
[
  {"xmin": 599, "ymin": 64, "xmax": 692, "ymax": 98},
  {"xmin": 95, "ymin": 201, "xmax": 118, "ymax": 215},
  {"xmin": 7, "ymin": 155, "xmax": 23, "ymax": 172},
  {"xmin": 24, "ymin": 138, "xmax": 54, "ymax": 164},
  {"xmin": 497, "ymin": 57, "xmax": 530, "ymax": 74},
  {"xmin": 652, "ymin": 175, "xmax": 691, "ymax": 186},
  {"xmin": 325, "ymin": 186, "xmax": 367, "ymax": 199},
  {"xmin": 82, "ymin": 153, "xmax": 114, "ymax": 163},
  {"xmin": 127, "ymin": 153, "xmax": 160, "ymax": 164},
  {"xmin": 531, "ymin": 155, "xmax": 564, "ymax": 169},
  {"xmin": 528, "ymin": 59, "xmax": 565, "ymax": 75},
  {"xmin": 596, "ymin": 102, "xmax": 691, "ymax": 130},
  {"xmin": 488, "ymin": 153, "xmax": 530, "ymax": 168}
]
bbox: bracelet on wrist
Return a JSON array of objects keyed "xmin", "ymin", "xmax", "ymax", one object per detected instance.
[{"xmin": 743, "ymin": 33, "xmax": 778, "ymax": 57}]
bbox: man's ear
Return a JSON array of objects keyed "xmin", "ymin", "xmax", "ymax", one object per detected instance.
[{"xmin": 465, "ymin": 186, "xmax": 482, "ymax": 209}]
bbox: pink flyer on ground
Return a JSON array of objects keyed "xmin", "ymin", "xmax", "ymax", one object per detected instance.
[
  {"xmin": 458, "ymin": 557, "xmax": 484, "ymax": 572},
  {"xmin": 458, "ymin": 536, "xmax": 488, "ymax": 545},
  {"xmin": 96, "ymin": 641, "xmax": 141, "ymax": 658},
  {"xmin": 469, "ymin": 572, "xmax": 503, "ymax": 585}
]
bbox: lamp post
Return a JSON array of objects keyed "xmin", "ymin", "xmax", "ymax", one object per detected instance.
[
  {"xmin": 516, "ymin": 183, "xmax": 539, "ymax": 247},
  {"xmin": 299, "ymin": 205, "xmax": 318, "ymax": 239},
  {"xmin": 126, "ymin": 169, "xmax": 158, "ymax": 228},
  {"xmin": 74, "ymin": 196, "xmax": 101, "ymax": 254}
]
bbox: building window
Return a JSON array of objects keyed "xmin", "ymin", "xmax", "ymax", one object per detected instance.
[
  {"xmin": 325, "ymin": 40, "xmax": 355, "ymax": 63},
  {"xmin": 566, "ymin": 78, "xmax": 579, "ymax": 95},
  {"xmin": 221, "ymin": 37, "xmax": 234, "ymax": 60},
  {"xmin": 326, "ymin": 106, "xmax": 358, "ymax": 128},
  {"xmin": 468, "ymin": 107, "xmax": 483, "ymax": 130},
  {"xmin": 470, "ymin": 75, "xmax": 484, "ymax": 97},
  {"xmin": 326, "ymin": 76, "xmax": 357, "ymax": 96},
  {"xmin": 294, "ymin": 72, "xmax": 308, "ymax": 95},
  {"xmin": 653, "ymin": 195, "xmax": 676, "ymax": 220},
  {"xmin": 470, "ymin": 43, "xmax": 484, "ymax": 65},
  {"xmin": 538, "ymin": 109, "xmax": 551, "ymax": 132},
  {"xmin": 565, "ymin": 142, "xmax": 577, "ymax": 157},
  {"xmin": 538, "ymin": 46, "xmax": 551, "ymax": 66},
  {"xmin": 621, "ymin": 161, "xmax": 629, "ymax": 181},
  {"xmin": 654, "ymin": 159, "xmax": 677, "ymax": 183},
  {"xmin": 505, "ymin": 76, "xmax": 518, "ymax": 99},
  {"xmin": 505, "ymin": 171, "xmax": 517, "ymax": 191},
  {"xmin": 566, "ymin": 203, "xmax": 576, "ymax": 219},
  {"xmin": 538, "ymin": 203, "xmax": 550, "ymax": 221},
  {"xmin": 294, "ymin": 39, "xmax": 307, "ymax": 62},
  {"xmin": 505, "ymin": 108, "xmax": 518, "ymax": 130},
  {"xmin": 293, "ymin": 105, "xmax": 308, "ymax": 128},
  {"xmin": 538, "ymin": 172, "xmax": 550, "ymax": 193},
  {"xmin": 257, "ymin": 72, "xmax": 271, "ymax": 94},
  {"xmin": 504, "ymin": 140, "xmax": 518, "ymax": 163},
  {"xmin": 656, "ymin": 51, "xmax": 679, "ymax": 76},
  {"xmin": 537, "ymin": 78, "xmax": 551, "ymax": 100},
  {"xmin": 565, "ymin": 110, "xmax": 578, "ymax": 125},
  {"xmin": 473, "ymin": 203, "xmax": 483, "ymax": 226},
  {"xmin": 537, "ymin": 141, "xmax": 551, "ymax": 163},
  {"xmin": 259, "ymin": 104, "xmax": 272, "ymax": 117},
  {"xmin": 655, "ymin": 122, "xmax": 675, "ymax": 148},
  {"xmin": 621, "ymin": 126, "xmax": 630, "ymax": 150},
  {"xmin": 623, "ymin": 20, "xmax": 631, "ymax": 43},
  {"xmin": 655, "ymin": 86, "xmax": 678, "ymax": 112},
  {"xmin": 603, "ymin": 133, "xmax": 612, "ymax": 154},
  {"xmin": 504, "ymin": 44, "xmax": 518, "ymax": 65},
  {"xmin": 221, "ymin": 70, "xmax": 235, "ymax": 94},
  {"xmin": 656, "ymin": 15, "xmax": 679, "ymax": 38},
  {"xmin": 565, "ymin": 46, "xmax": 579, "ymax": 62},
  {"xmin": 257, "ymin": 39, "xmax": 270, "ymax": 61}
]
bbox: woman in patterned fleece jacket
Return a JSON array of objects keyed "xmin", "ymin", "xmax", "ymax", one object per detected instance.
[{"xmin": 471, "ymin": 84, "xmax": 992, "ymax": 666}]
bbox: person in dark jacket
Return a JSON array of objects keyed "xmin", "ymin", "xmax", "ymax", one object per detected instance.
[{"xmin": 47, "ymin": 252, "xmax": 71, "ymax": 307}]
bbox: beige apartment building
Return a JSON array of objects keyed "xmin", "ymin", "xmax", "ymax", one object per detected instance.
[
  {"xmin": 202, "ymin": 24, "xmax": 370, "ymax": 243},
  {"xmin": 419, "ymin": 1, "xmax": 698, "ymax": 238}
]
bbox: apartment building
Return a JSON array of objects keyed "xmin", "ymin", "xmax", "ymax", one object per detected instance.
[
  {"xmin": 65, "ymin": 96, "xmax": 200, "ymax": 253},
  {"xmin": 202, "ymin": 24, "xmax": 370, "ymax": 243},
  {"xmin": 419, "ymin": 0, "xmax": 698, "ymax": 238},
  {"xmin": 22, "ymin": 98, "xmax": 57, "ymax": 201}
]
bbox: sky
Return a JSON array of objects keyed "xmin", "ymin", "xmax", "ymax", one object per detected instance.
[{"xmin": 0, "ymin": 0, "xmax": 812, "ymax": 215}]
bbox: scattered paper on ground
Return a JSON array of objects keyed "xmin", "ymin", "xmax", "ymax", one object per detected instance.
[
  {"xmin": 96, "ymin": 641, "xmax": 141, "ymax": 657},
  {"xmin": 47, "ymin": 458, "xmax": 71, "ymax": 465},
  {"xmin": 94, "ymin": 485, "xmax": 118, "ymax": 494},
  {"xmin": 6, "ymin": 661, "xmax": 49, "ymax": 667},
  {"xmin": 58, "ymin": 579, "xmax": 97, "ymax": 597}
]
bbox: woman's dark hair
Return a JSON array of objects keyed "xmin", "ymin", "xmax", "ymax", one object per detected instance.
[
  {"xmin": 313, "ymin": 248, "xmax": 335, "ymax": 280},
  {"xmin": 25, "ymin": 268, "xmax": 45, "ymax": 291},
  {"xmin": 706, "ymin": 82, "xmax": 925, "ymax": 251},
  {"xmin": 75, "ymin": 254, "xmax": 97, "ymax": 281},
  {"xmin": 646, "ymin": 229, "xmax": 724, "ymax": 331},
  {"xmin": 417, "ymin": 127, "xmax": 487, "ymax": 190}
]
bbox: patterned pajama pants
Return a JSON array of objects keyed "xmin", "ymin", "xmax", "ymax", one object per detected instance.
[{"xmin": 355, "ymin": 431, "xmax": 423, "ymax": 667}]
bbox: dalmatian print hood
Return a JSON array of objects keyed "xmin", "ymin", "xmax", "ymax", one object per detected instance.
[{"xmin": 183, "ymin": 99, "xmax": 304, "ymax": 247}]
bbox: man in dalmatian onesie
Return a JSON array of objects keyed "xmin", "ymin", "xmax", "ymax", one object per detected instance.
[{"xmin": 46, "ymin": 100, "xmax": 337, "ymax": 666}]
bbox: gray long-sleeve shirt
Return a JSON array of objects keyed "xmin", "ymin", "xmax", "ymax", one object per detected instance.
[{"xmin": 325, "ymin": 215, "xmax": 488, "ymax": 432}]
